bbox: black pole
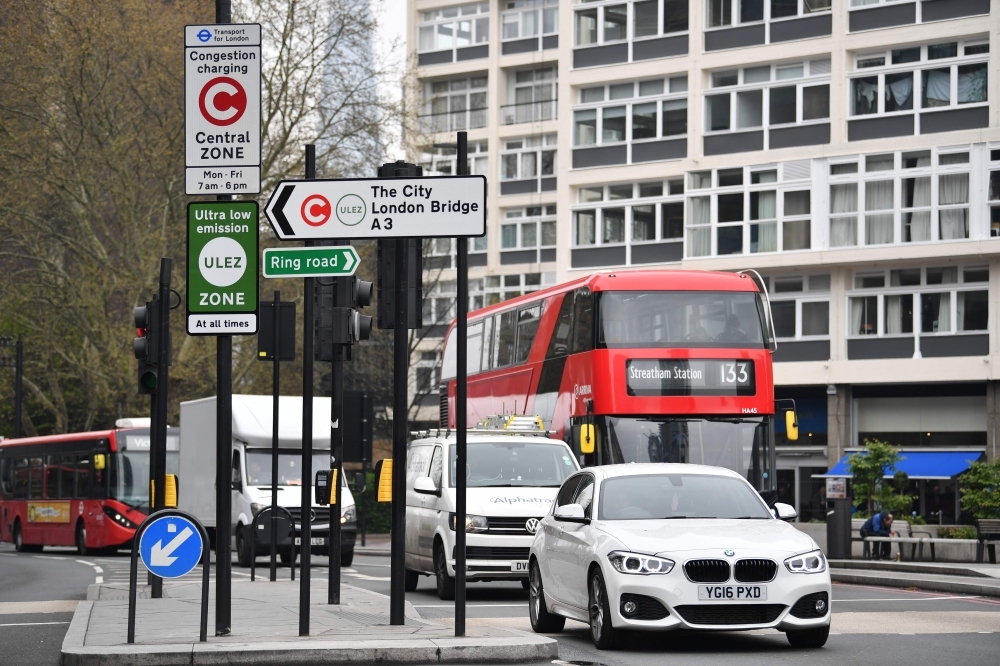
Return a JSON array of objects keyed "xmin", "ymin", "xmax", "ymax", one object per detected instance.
[
  {"xmin": 390, "ymin": 233, "xmax": 408, "ymax": 626},
  {"xmin": 215, "ymin": 0, "xmax": 233, "ymax": 638},
  {"xmin": 271, "ymin": 291, "xmax": 280, "ymax": 582},
  {"xmin": 152, "ymin": 260, "xmax": 171, "ymax": 599},
  {"xmin": 360, "ymin": 458, "xmax": 366, "ymax": 547},
  {"xmin": 13, "ymin": 337, "xmax": 22, "ymax": 439},
  {"xmin": 330, "ymin": 331, "xmax": 343, "ymax": 604},
  {"xmin": 454, "ymin": 132, "xmax": 468, "ymax": 637},
  {"xmin": 299, "ymin": 144, "xmax": 316, "ymax": 636},
  {"xmin": 147, "ymin": 374, "xmax": 158, "ymax": 590}
]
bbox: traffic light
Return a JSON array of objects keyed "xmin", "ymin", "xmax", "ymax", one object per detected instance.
[
  {"xmin": 133, "ymin": 299, "xmax": 159, "ymax": 394},
  {"xmin": 316, "ymin": 277, "xmax": 373, "ymax": 360},
  {"xmin": 352, "ymin": 278, "xmax": 373, "ymax": 343}
]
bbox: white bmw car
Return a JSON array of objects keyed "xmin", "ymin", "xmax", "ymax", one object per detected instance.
[{"xmin": 528, "ymin": 464, "xmax": 831, "ymax": 649}]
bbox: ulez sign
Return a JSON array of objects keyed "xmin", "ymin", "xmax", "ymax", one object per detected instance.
[
  {"xmin": 187, "ymin": 202, "xmax": 259, "ymax": 335},
  {"xmin": 262, "ymin": 246, "xmax": 359, "ymax": 278}
]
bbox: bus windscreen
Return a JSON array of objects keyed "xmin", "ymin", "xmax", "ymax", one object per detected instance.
[{"xmin": 599, "ymin": 291, "xmax": 765, "ymax": 347}]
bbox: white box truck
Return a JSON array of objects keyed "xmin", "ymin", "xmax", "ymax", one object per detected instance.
[{"xmin": 178, "ymin": 395, "xmax": 356, "ymax": 567}]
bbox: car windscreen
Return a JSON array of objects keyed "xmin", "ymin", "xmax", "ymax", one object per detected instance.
[
  {"xmin": 598, "ymin": 473, "xmax": 771, "ymax": 520},
  {"xmin": 599, "ymin": 290, "xmax": 765, "ymax": 348},
  {"xmin": 449, "ymin": 442, "xmax": 577, "ymax": 488},
  {"xmin": 245, "ymin": 451, "xmax": 333, "ymax": 486}
]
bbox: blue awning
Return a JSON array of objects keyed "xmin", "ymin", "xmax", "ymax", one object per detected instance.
[{"xmin": 815, "ymin": 450, "xmax": 985, "ymax": 480}]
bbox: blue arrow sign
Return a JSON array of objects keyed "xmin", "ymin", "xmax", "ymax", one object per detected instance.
[{"xmin": 139, "ymin": 515, "xmax": 203, "ymax": 579}]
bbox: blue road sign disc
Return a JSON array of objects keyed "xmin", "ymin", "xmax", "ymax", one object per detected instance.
[{"xmin": 139, "ymin": 515, "xmax": 204, "ymax": 579}]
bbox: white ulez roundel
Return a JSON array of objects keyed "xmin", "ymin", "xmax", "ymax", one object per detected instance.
[{"xmin": 199, "ymin": 236, "xmax": 247, "ymax": 287}]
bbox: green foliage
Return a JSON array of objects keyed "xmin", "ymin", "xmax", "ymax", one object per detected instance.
[
  {"xmin": 937, "ymin": 526, "xmax": 977, "ymax": 540},
  {"xmin": 355, "ymin": 472, "xmax": 392, "ymax": 534},
  {"xmin": 910, "ymin": 514, "xmax": 927, "ymax": 525},
  {"xmin": 848, "ymin": 440, "xmax": 916, "ymax": 515},
  {"xmin": 959, "ymin": 460, "xmax": 1000, "ymax": 519}
]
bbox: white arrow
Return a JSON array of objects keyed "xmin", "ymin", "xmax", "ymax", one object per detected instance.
[
  {"xmin": 342, "ymin": 250, "xmax": 356, "ymax": 273},
  {"xmin": 149, "ymin": 526, "xmax": 194, "ymax": 568}
]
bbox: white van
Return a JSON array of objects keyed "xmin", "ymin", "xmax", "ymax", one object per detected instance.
[
  {"xmin": 404, "ymin": 425, "xmax": 579, "ymax": 600},
  {"xmin": 179, "ymin": 395, "xmax": 356, "ymax": 567}
]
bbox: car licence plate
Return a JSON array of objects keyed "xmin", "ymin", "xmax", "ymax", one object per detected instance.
[
  {"xmin": 511, "ymin": 561, "xmax": 530, "ymax": 572},
  {"xmin": 698, "ymin": 585, "xmax": 767, "ymax": 601},
  {"xmin": 294, "ymin": 537, "xmax": 326, "ymax": 546}
]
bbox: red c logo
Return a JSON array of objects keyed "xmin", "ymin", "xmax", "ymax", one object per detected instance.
[
  {"xmin": 198, "ymin": 77, "xmax": 247, "ymax": 127},
  {"xmin": 301, "ymin": 195, "xmax": 332, "ymax": 227}
]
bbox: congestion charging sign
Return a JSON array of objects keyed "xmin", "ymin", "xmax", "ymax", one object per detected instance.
[{"xmin": 184, "ymin": 24, "xmax": 261, "ymax": 195}]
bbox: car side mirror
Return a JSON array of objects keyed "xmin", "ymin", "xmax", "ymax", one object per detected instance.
[
  {"xmin": 554, "ymin": 503, "xmax": 589, "ymax": 524},
  {"xmin": 413, "ymin": 476, "xmax": 440, "ymax": 497},
  {"xmin": 773, "ymin": 502, "xmax": 797, "ymax": 521},
  {"xmin": 354, "ymin": 472, "xmax": 366, "ymax": 493}
]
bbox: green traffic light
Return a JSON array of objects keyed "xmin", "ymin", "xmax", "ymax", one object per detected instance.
[{"xmin": 140, "ymin": 370, "xmax": 157, "ymax": 391}]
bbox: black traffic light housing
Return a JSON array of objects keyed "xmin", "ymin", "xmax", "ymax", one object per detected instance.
[
  {"xmin": 133, "ymin": 299, "xmax": 159, "ymax": 394},
  {"xmin": 315, "ymin": 276, "xmax": 373, "ymax": 361}
]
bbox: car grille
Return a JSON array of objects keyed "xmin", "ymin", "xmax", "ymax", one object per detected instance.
[
  {"xmin": 675, "ymin": 604, "xmax": 785, "ymax": 626},
  {"xmin": 285, "ymin": 508, "xmax": 331, "ymax": 525},
  {"xmin": 684, "ymin": 559, "xmax": 730, "ymax": 583},
  {"xmin": 485, "ymin": 516, "xmax": 542, "ymax": 535},
  {"xmin": 439, "ymin": 387, "xmax": 448, "ymax": 427},
  {"xmin": 459, "ymin": 546, "xmax": 530, "ymax": 560},
  {"xmin": 790, "ymin": 592, "xmax": 829, "ymax": 619},
  {"xmin": 734, "ymin": 559, "xmax": 777, "ymax": 583},
  {"xmin": 620, "ymin": 593, "xmax": 670, "ymax": 621}
]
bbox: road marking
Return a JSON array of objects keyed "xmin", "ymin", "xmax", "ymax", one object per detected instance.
[
  {"xmin": 835, "ymin": 596, "xmax": 982, "ymax": 602},
  {"xmin": 0, "ymin": 621, "xmax": 71, "ymax": 627},
  {"xmin": 346, "ymin": 573, "xmax": 391, "ymax": 581},
  {"xmin": 0, "ymin": 601, "xmax": 79, "ymax": 615},
  {"xmin": 412, "ymin": 603, "xmax": 527, "ymax": 608},
  {"xmin": 93, "ymin": 566, "xmax": 103, "ymax": 574},
  {"xmin": 95, "ymin": 576, "xmax": 104, "ymax": 584},
  {"xmin": 33, "ymin": 555, "xmax": 69, "ymax": 561},
  {"xmin": 75, "ymin": 559, "xmax": 96, "ymax": 566}
]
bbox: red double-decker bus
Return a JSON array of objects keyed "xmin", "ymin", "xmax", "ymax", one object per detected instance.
[
  {"xmin": 439, "ymin": 270, "xmax": 789, "ymax": 499},
  {"xmin": 0, "ymin": 426, "xmax": 178, "ymax": 553}
]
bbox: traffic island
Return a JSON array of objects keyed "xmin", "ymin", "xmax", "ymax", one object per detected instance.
[{"xmin": 62, "ymin": 580, "xmax": 557, "ymax": 665}]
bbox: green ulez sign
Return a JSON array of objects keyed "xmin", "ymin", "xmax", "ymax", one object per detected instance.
[
  {"xmin": 262, "ymin": 246, "xmax": 359, "ymax": 278},
  {"xmin": 187, "ymin": 201, "xmax": 259, "ymax": 336}
]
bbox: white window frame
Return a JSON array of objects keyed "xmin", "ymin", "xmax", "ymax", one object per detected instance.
[
  {"xmin": 500, "ymin": 206, "xmax": 558, "ymax": 251},
  {"xmin": 769, "ymin": 0, "xmax": 832, "ymax": 22},
  {"xmin": 474, "ymin": 272, "xmax": 555, "ymax": 306},
  {"xmin": 502, "ymin": 0, "xmax": 559, "ymax": 42},
  {"xmin": 418, "ymin": 2, "xmax": 490, "ymax": 55},
  {"xmin": 422, "ymin": 76, "xmax": 489, "ymax": 133},
  {"xmin": 574, "ymin": 0, "xmax": 690, "ymax": 48},
  {"xmin": 504, "ymin": 67, "xmax": 558, "ymax": 125},
  {"xmin": 421, "ymin": 139, "xmax": 489, "ymax": 176},
  {"xmin": 500, "ymin": 135, "xmax": 557, "ymax": 182},
  {"xmin": 767, "ymin": 274, "xmax": 831, "ymax": 340}
]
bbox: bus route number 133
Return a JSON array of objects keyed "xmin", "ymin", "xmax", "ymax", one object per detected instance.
[{"xmin": 720, "ymin": 362, "xmax": 749, "ymax": 385}]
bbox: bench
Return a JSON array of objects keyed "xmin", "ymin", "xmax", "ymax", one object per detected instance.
[
  {"xmin": 852, "ymin": 519, "xmax": 927, "ymax": 561},
  {"xmin": 975, "ymin": 519, "xmax": 1000, "ymax": 564}
]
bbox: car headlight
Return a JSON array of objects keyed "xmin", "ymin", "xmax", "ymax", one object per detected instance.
[
  {"xmin": 607, "ymin": 550, "xmax": 674, "ymax": 575},
  {"xmin": 342, "ymin": 506, "xmax": 356, "ymax": 523},
  {"xmin": 250, "ymin": 503, "xmax": 266, "ymax": 516},
  {"xmin": 784, "ymin": 549, "xmax": 827, "ymax": 574},
  {"xmin": 102, "ymin": 506, "xmax": 137, "ymax": 529},
  {"xmin": 448, "ymin": 513, "xmax": 488, "ymax": 533}
]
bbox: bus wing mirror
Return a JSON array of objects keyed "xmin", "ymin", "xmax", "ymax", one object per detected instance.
[
  {"xmin": 580, "ymin": 424, "xmax": 596, "ymax": 454},
  {"xmin": 785, "ymin": 410, "xmax": 799, "ymax": 441},
  {"xmin": 374, "ymin": 459, "xmax": 392, "ymax": 503},
  {"xmin": 93, "ymin": 454, "xmax": 106, "ymax": 471}
]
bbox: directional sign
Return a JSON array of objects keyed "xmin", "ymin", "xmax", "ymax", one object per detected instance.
[
  {"xmin": 187, "ymin": 202, "xmax": 259, "ymax": 335},
  {"xmin": 264, "ymin": 175, "xmax": 487, "ymax": 240},
  {"xmin": 262, "ymin": 246, "xmax": 360, "ymax": 278},
  {"xmin": 139, "ymin": 515, "xmax": 203, "ymax": 579},
  {"xmin": 184, "ymin": 24, "xmax": 261, "ymax": 195}
]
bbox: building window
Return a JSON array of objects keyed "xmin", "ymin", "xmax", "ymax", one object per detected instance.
[
  {"xmin": 420, "ymin": 140, "xmax": 488, "ymax": 176},
  {"xmin": 685, "ymin": 165, "xmax": 812, "ymax": 257},
  {"xmin": 503, "ymin": 67, "xmax": 557, "ymax": 125},
  {"xmin": 501, "ymin": 206, "xmax": 558, "ymax": 251},
  {"xmin": 850, "ymin": 40, "xmax": 989, "ymax": 118},
  {"xmin": 828, "ymin": 148, "xmax": 972, "ymax": 248},
  {"xmin": 575, "ymin": 0, "xmax": 688, "ymax": 47},
  {"xmin": 708, "ymin": 0, "xmax": 829, "ymax": 28},
  {"xmin": 415, "ymin": 352, "xmax": 442, "ymax": 392},
  {"xmin": 501, "ymin": 134, "xmax": 556, "ymax": 182},
  {"xmin": 573, "ymin": 76, "xmax": 687, "ymax": 160},
  {"xmin": 472, "ymin": 272, "xmax": 556, "ymax": 307},
  {"xmin": 705, "ymin": 60, "xmax": 830, "ymax": 139},
  {"xmin": 766, "ymin": 275, "xmax": 830, "ymax": 339},
  {"xmin": 419, "ymin": 3, "xmax": 490, "ymax": 54},
  {"xmin": 989, "ymin": 149, "xmax": 1000, "ymax": 237},
  {"xmin": 503, "ymin": 0, "xmax": 559, "ymax": 41},
  {"xmin": 848, "ymin": 266, "xmax": 988, "ymax": 340},
  {"xmin": 772, "ymin": 0, "xmax": 832, "ymax": 19},
  {"xmin": 420, "ymin": 76, "xmax": 488, "ymax": 133}
]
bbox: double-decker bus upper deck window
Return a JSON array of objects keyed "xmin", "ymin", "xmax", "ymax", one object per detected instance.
[
  {"xmin": 571, "ymin": 289, "xmax": 594, "ymax": 353},
  {"xmin": 598, "ymin": 291, "xmax": 765, "ymax": 348},
  {"xmin": 546, "ymin": 293, "xmax": 575, "ymax": 358},
  {"xmin": 515, "ymin": 305, "xmax": 542, "ymax": 363}
]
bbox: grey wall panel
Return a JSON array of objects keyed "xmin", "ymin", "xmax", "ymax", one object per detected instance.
[
  {"xmin": 769, "ymin": 123, "xmax": 830, "ymax": 149},
  {"xmin": 500, "ymin": 179, "xmax": 538, "ymax": 196},
  {"xmin": 920, "ymin": 334, "xmax": 989, "ymax": 358},
  {"xmin": 920, "ymin": 107, "xmax": 989, "ymax": 134},
  {"xmin": 630, "ymin": 242, "xmax": 683, "ymax": 265},
  {"xmin": 502, "ymin": 38, "xmax": 538, "ymax": 55},
  {"xmin": 849, "ymin": 3, "xmax": 916, "ymax": 32},
  {"xmin": 770, "ymin": 14, "xmax": 832, "ymax": 43},
  {"xmin": 572, "ymin": 145, "xmax": 628, "ymax": 168},
  {"xmin": 500, "ymin": 250, "xmax": 538, "ymax": 265},
  {"xmin": 773, "ymin": 340, "xmax": 830, "ymax": 363},
  {"xmin": 424, "ymin": 256, "xmax": 451, "ymax": 270},
  {"xmin": 542, "ymin": 35, "xmax": 559, "ymax": 50},
  {"xmin": 848, "ymin": 115, "xmax": 914, "ymax": 141},
  {"xmin": 540, "ymin": 177, "xmax": 557, "ymax": 192},
  {"xmin": 540, "ymin": 248, "xmax": 556, "ymax": 262},
  {"xmin": 704, "ymin": 131, "xmax": 764, "ymax": 156},
  {"xmin": 632, "ymin": 34, "xmax": 688, "ymax": 61},
  {"xmin": 705, "ymin": 24, "xmax": 765, "ymax": 52},
  {"xmin": 468, "ymin": 253, "xmax": 487, "ymax": 268},
  {"xmin": 418, "ymin": 50, "xmax": 453, "ymax": 66},
  {"xmin": 571, "ymin": 246, "xmax": 627, "ymax": 269},
  {"xmin": 632, "ymin": 139, "xmax": 687, "ymax": 163},
  {"xmin": 456, "ymin": 45, "xmax": 488, "ymax": 61},
  {"xmin": 847, "ymin": 338, "xmax": 914, "ymax": 360},
  {"xmin": 921, "ymin": 0, "xmax": 989, "ymax": 22},
  {"xmin": 573, "ymin": 43, "xmax": 628, "ymax": 68}
]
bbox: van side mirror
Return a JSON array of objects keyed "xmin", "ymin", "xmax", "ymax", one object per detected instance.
[
  {"xmin": 353, "ymin": 472, "xmax": 366, "ymax": 493},
  {"xmin": 413, "ymin": 476, "xmax": 440, "ymax": 496},
  {"xmin": 554, "ymin": 503, "xmax": 589, "ymax": 524},
  {"xmin": 785, "ymin": 410, "xmax": 799, "ymax": 441},
  {"xmin": 773, "ymin": 502, "xmax": 797, "ymax": 521}
]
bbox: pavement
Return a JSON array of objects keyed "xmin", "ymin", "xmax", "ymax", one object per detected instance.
[
  {"xmin": 829, "ymin": 559, "xmax": 1000, "ymax": 598},
  {"xmin": 354, "ymin": 533, "xmax": 392, "ymax": 556},
  {"xmin": 62, "ymin": 577, "xmax": 557, "ymax": 665}
]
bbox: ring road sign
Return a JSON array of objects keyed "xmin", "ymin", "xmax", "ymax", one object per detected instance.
[
  {"xmin": 264, "ymin": 175, "xmax": 486, "ymax": 240},
  {"xmin": 139, "ymin": 515, "xmax": 204, "ymax": 579},
  {"xmin": 185, "ymin": 24, "xmax": 261, "ymax": 196},
  {"xmin": 187, "ymin": 202, "xmax": 259, "ymax": 335},
  {"xmin": 262, "ymin": 246, "xmax": 360, "ymax": 278}
]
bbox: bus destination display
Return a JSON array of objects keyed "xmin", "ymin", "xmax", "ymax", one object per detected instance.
[{"xmin": 626, "ymin": 359, "xmax": 756, "ymax": 396}]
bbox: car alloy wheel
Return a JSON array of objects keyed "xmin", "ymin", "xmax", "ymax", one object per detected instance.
[
  {"xmin": 588, "ymin": 570, "xmax": 621, "ymax": 649},
  {"xmin": 434, "ymin": 542, "xmax": 455, "ymax": 601},
  {"xmin": 589, "ymin": 574, "xmax": 604, "ymax": 640},
  {"xmin": 528, "ymin": 561, "xmax": 565, "ymax": 633}
]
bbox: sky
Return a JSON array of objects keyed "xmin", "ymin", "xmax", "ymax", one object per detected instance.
[{"xmin": 373, "ymin": 0, "xmax": 408, "ymax": 160}]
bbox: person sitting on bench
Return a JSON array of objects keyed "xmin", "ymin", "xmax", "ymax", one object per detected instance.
[{"xmin": 860, "ymin": 511, "xmax": 896, "ymax": 560}]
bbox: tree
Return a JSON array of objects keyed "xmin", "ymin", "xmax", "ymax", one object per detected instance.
[
  {"xmin": 848, "ymin": 439, "xmax": 914, "ymax": 515},
  {"xmin": 960, "ymin": 459, "xmax": 1000, "ymax": 519}
]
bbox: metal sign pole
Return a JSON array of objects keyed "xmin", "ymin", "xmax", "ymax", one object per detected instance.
[
  {"xmin": 330, "ymin": 291, "xmax": 345, "ymax": 604},
  {"xmin": 454, "ymin": 132, "xmax": 468, "ymax": 637},
  {"xmin": 271, "ymin": 291, "xmax": 280, "ymax": 582},
  {"xmin": 390, "ymin": 232, "xmax": 408, "ymax": 626},
  {"xmin": 153, "ymin": 259, "xmax": 172, "ymax": 599},
  {"xmin": 299, "ymin": 144, "xmax": 316, "ymax": 636}
]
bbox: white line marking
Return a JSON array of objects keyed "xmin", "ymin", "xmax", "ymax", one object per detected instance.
[
  {"xmin": 0, "ymin": 622, "xmax": 70, "ymax": 627},
  {"xmin": 33, "ymin": 555, "xmax": 69, "ymax": 561},
  {"xmin": 834, "ymin": 596, "xmax": 982, "ymax": 602},
  {"xmin": 75, "ymin": 559, "xmax": 96, "ymax": 567},
  {"xmin": 92, "ymin": 566, "xmax": 103, "ymax": 574},
  {"xmin": 95, "ymin": 576, "xmax": 104, "ymax": 584},
  {"xmin": 413, "ymin": 603, "xmax": 528, "ymax": 608}
]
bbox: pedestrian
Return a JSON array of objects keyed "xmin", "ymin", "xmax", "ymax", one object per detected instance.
[{"xmin": 860, "ymin": 510, "xmax": 896, "ymax": 560}]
